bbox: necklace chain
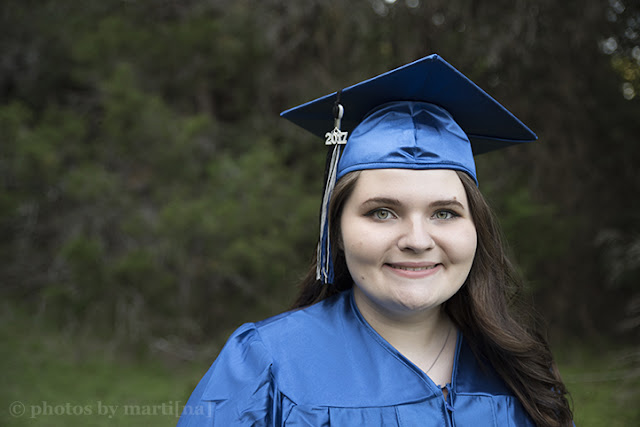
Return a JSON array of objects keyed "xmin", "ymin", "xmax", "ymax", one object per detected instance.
[{"xmin": 425, "ymin": 325, "xmax": 452, "ymax": 374}]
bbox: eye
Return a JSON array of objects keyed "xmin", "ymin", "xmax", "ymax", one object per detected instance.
[
  {"xmin": 434, "ymin": 210, "xmax": 457, "ymax": 220},
  {"xmin": 369, "ymin": 209, "xmax": 395, "ymax": 220}
]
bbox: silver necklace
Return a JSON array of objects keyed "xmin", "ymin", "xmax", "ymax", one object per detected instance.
[{"xmin": 425, "ymin": 325, "xmax": 452, "ymax": 374}]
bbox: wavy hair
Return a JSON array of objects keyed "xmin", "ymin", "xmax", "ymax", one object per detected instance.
[{"xmin": 292, "ymin": 170, "xmax": 573, "ymax": 426}]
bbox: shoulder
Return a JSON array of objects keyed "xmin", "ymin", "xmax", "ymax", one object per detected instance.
[
  {"xmin": 177, "ymin": 292, "xmax": 352, "ymax": 414},
  {"xmin": 188, "ymin": 323, "xmax": 271, "ymax": 404},
  {"xmin": 455, "ymin": 336, "xmax": 515, "ymax": 396},
  {"xmin": 177, "ymin": 324, "xmax": 273, "ymax": 426},
  {"xmin": 252, "ymin": 290, "xmax": 352, "ymax": 346},
  {"xmin": 197, "ymin": 291, "xmax": 351, "ymax": 396},
  {"xmin": 451, "ymin": 337, "xmax": 535, "ymax": 426}
]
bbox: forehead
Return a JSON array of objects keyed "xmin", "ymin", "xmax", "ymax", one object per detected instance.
[{"xmin": 349, "ymin": 169, "xmax": 468, "ymax": 201}]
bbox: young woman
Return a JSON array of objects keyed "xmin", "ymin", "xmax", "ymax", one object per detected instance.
[{"xmin": 178, "ymin": 55, "xmax": 573, "ymax": 426}]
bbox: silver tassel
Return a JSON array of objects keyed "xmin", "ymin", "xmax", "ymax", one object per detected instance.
[{"xmin": 317, "ymin": 103, "xmax": 348, "ymax": 283}]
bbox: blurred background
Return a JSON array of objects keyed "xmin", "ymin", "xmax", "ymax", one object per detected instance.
[{"xmin": 1, "ymin": 0, "xmax": 638, "ymax": 425}]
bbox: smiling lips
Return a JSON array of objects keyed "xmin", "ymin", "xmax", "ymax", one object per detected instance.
[{"xmin": 385, "ymin": 262, "xmax": 442, "ymax": 277}]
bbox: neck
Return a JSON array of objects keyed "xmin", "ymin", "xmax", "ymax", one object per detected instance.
[
  {"xmin": 353, "ymin": 287, "xmax": 451, "ymax": 355},
  {"xmin": 354, "ymin": 288, "xmax": 456, "ymax": 385}
]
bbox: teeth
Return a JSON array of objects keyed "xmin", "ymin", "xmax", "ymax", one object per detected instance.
[{"xmin": 394, "ymin": 265, "xmax": 437, "ymax": 271}]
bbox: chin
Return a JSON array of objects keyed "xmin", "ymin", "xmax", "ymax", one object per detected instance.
[{"xmin": 388, "ymin": 294, "xmax": 442, "ymax": 315}]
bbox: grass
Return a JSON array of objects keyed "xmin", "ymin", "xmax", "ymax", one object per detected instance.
[
  {"xmin": 556, "ymin": 342, "xmax": 639, "ymax": 426},
  {"xmin": 0, "ymin": 307, "xmax": 209, "ymax": 427},
  {"xmin": 1, "ymin": 306, "xmax": 638, "ymax": 426}
]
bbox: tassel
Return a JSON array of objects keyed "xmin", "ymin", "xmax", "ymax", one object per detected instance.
[{"xmin": 317, "ymin": 95, "xmax": 348, "ymax": 283}]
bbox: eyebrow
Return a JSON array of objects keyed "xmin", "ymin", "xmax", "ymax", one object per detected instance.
[
  {"xmin": 361, "ymin": 197, "xmax": 402, "ymax": 207},
  {"xmin": 361, "ymin": 197, "xmax": 466, "ymax": 209},
  {"xmin": 429, "ymin": 199, "xmax": 466, "ymax": 209}
]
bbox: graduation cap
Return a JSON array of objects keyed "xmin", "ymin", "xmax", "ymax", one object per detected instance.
[{"xmin": 280, "ymin": 54, "xmax": 537, "ymax": 284}]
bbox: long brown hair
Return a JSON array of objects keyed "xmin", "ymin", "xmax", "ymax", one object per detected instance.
[{"xmin": 292, "ymin": 170, "xmax": 573, "ymax": 426}]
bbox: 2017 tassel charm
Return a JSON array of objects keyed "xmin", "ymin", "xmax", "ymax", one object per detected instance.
[
  {"xmin": 325, "ymin": 104, "xmax": 348, "ymax": 146},
  {"xmin": 317, "ymin": 97, "xmax": 348, "ymax": 284}
]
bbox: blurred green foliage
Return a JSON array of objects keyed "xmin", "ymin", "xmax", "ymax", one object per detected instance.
[{"xmin": 1, "ymin": 0, "xmax": 639, "ymax": 357}]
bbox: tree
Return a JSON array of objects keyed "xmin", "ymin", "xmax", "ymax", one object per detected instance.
[{"xmin": 1, "ymin": 0, "xmax": 637, "ymax": 354}]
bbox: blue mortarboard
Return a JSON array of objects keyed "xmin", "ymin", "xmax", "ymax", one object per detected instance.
[{"xmin": 280, "ymin": 54, "xmax": 537, "ymax": 284}]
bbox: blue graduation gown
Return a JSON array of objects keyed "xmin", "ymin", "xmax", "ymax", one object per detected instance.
[{"xmin": 177, "ymin": 289, "xmax": 535, "ymax": 426}]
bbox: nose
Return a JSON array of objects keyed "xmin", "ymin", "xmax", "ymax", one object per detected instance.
[{"xmin": 398, "ymin": 217, "xmax": 435, "ymax": 253}]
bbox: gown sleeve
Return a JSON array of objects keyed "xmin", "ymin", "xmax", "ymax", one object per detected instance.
[{"xmin": 177, "ymin": 323, "xmax": 278, "ymax": 427}]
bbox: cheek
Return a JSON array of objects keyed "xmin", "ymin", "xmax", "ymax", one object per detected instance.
[
  {"xmin": 448, "ymin": 227, "xmax": 478, "ymax": 263},
  {"xmin": 341, "ymin": 230, "xmax": 376, "ymax": 281},
  {"xmin": 342, "ymin": 236, "xmax": 366, "ymax": 262},
  {"xmin": 342, "ymin": 221, "xmax": 391, "ymax": 263},
  {"xmin": 462, "ymin": 229, "xmax": 478, "ymax": 263},
  {"xmin": 339, "ymin": 218, "xmax": 367, "ymax": 258}
]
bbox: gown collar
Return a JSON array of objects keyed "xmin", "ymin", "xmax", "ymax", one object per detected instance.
[{"xmin": 347, "ymin": 289, "xmax": 462, "ymax": 395}]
